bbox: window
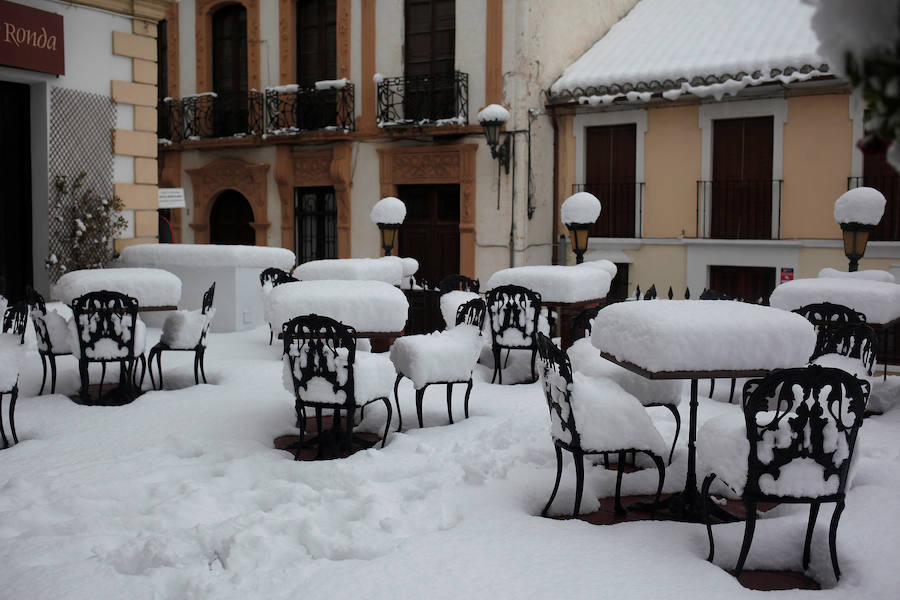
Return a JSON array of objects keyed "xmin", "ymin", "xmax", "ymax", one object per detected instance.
[
  {"xmin": 295, "ymin": 187, "xmax": 337, "ymax": 264},
  {"xmin": 157, "ymin": 19, "xmax": 169, "ymax": 138},
  {"xmin": 403, "ymin": 0, "xmax": 455, "ymax": 121},
  {"xmin": 861, "ymin": 147, "xmax": 900, "ymax": 240},
  {"xmin": 296, "ymin": 0, "xmax": 336, "ymax": 85},
  {"xmin": 584, "ymin": 124, "xmax": 637, "ymax": 237},
  {"xmin": 212, "ymin": 4, "xmax": 248, "ymax": 135},
  {"xmin": 708, "ymin": 265, "xmax": 775, "ymax": 304}
]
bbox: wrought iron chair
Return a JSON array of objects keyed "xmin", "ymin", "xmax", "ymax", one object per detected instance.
[
  {"xmin": 26, "ymin": 287, "xmax": 73, "ymax": 395},
  {"xmin": 0, "ymin": 326, "xmax": 24, "ymax": 448},
  {"xmin": 148, "ymin": 282, "xmax": 216, "ymax": 390},
  {"xmin": 70, "ymin": 291, "xmax": 147, "ymax": 404},
  {"xmin": 260, "ymin": 267, "xmax": 299, "ymax": 345},
  {"xmin": 3, "ymin": 302, "xmax": 28, "ymax": 345},
  {"xmin": 391, "ymin": 297, "xmax": 486, "ymax": 430},
  {"xmin": 568, "ymin": 306, "xmax": 682, "ymax": 464},
  {"xmin": 486, "ymin": 285, "xmax": 542, "ymax": 384},
  {"xmin": 809, "ymin": 322, "xmax": 878, "ymax": 378},
  {"xmin": 437, "ymin": 274, "xmax": 480, "ymax": 294},
  {"xmin": 700, "ymin": 365, "xmax": 870, "ymax": 581},
  {"xmin": 282, "ymin": 314, "xmax": 393, "ymax": 459},
  {"xmin": 792, "ymin": 302, "xmax": 866, "ymax": 333},
  {"xmin": 536, "ymin": 333, "xmax": 666, "ymax": 518}
]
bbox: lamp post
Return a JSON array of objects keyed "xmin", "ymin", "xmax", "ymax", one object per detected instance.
[
  {"xmin": 561, "ymin": 192, "xmax": 601, "ymax": 264},
  {"xmin": 370, "ymin": 196, "xmax": 407, "ymax": 256},
  {"xmin": 477, "ymin": 104, "xmax": 511, "ymax": 173},
  {"xmin": 834, "ymin": 187, "xmax": 886, "ymax": 272}
]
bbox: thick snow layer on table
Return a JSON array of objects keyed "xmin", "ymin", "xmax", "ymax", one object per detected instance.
[
  {"xmin": 69, "ymin": 315, "xmax": 147, "ymax": 359},
  {"xmin": 486, "ymin": 266, "xmax": 611, "ymax": 303},
  {"xmin": 834, "ymin": 187, "xmax": 887, "ymax": 226},
  {"xmin": 592, "ymin": 300, "xmax": 816, "ymax": 373},
  {"xmin": 0, "ymin": 332, "xmax": 23, "ymax": 389},
  {"xmin": 440, "ymin": 291, "xmax": 479, "ymax": 329},
  {"xmin": 53, "ymin": 268, "xmax": 183, "ymax": 307},
  {"xmin": 561, "ymin": 192, "xmax": 601, "ymax": 225},
  {"xmin": 120, "ymin": 244, "xmax": 295, "ymax": 269},
  {"xmin": 818, "ymin": 267, "xmax": 896, "ymax": 283},
  {"xmin": 282, "ymin": 347, "xmax": 395, "ymax": 404},
  {"xmin": 476, "ymin": 104, "xmax": 510, "ymax": 123},
  {"xmin": 770, "ymin": 277, "xmax": 900, "ymax": 325},
  {"xmin": 31, "ymin": 308, "xmax": 73, "ymax": 354},
  {"xmin": 380, "ymin": 255, "xmax": 419, "ymax": 278},
  {"xmin": 161, "ymin": 309, "xmax": 215, "ymax": 349},
  {"xmin": 566, "ymin": 373, "xmax": 667, "ymax": 456},
  {"xmin": 265, "ymin": 280, "xmax": 408, "ymax": 333},
  {"xmin": 575, "ymin": 259, "xmax": 617, "ymax": 278},
  {"xmin": 551, "ymin": 0, "xmax": 827, "ymax": 104},
  {"xmin": 370, "ymin": 197, "xmax": 406, "ymax": 225},
  {"xmin": 390, "ymin": 325, "xmax": 483, "ymax": 389},
  {"xmin": 293, "ymin": 258, "xmax": 404, "ymax": 285},
  {"xmin": 568, "ymin": 339, "xmax": 682, "ymax": 407}
]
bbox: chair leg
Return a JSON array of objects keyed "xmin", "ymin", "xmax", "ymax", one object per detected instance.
[
  {"xmin": 734, "ymin": 499, "xmax": 758, "ymax": 577},
  {"xmin": 573, "ymin": 450, "xmax": 585, "ymax": 518},
  {"xmin": 269, "ymin": 324, "xmax": 273, "ymax": 345},
  {"xmin": 0, "ymin": 392, "xmax": 8, "ymax": 449},
  {"xmin": 701, "ymin": 473, "xmax": 717, "ymax": 562},
  {"xmin": 530, "ymin": 348, "xmax": 537, "ymax": 383},
  {"xmin": 193, "ymin": 352, "xmax": 200, "ymax": 385},
  {"xmin": 664, "ymin": 404, "xmax": 681, "ymax": 465},
  {"xmin": 380, "ymin": 397, "xmax": 392, "ymax": 448},
  {"xmin": 393, "ymin": 374, "xmax": 404, "ymax": 432},
  {"xmin": 829, "ymin": 499, "xmax": 845, "ymax": 580},
  {"xmin": 803, "ymin": 502, "xmax": 820, "ymax": 571},
  {"xmin": 78, "ymin": 360, "xmax": 90, "ymax": 403},
  {"xmin": 446, "ymin": 383, "xmax": 454, "ymax": 425},
  {"xmin": 491, "ymin": 346, "xmax": 501, "ymax": 384},
  {"xmin": 48, "ymin": 354, "xmax": 58, "ymax": 394},
  {"xmin": 541, "ymin": 445, "xmax": 564, "ymax": 517},
  {"xmin": 415, "ymin": 387, "xmax": 425, "ymax": 428},
  {"xmin": 464, "ymin": 379, "xmax": 472, "ymax": 418},
  {"xmin": 709, "ymin": 378, "xmax": 715, "ymax": 398},
  {"xmin": 137, "ymin": 355, "xmax": 146, "ymax": 389},
  {"xmin": 199, "ymin": 348, "xmax": 208, "ymax": 383},
  {"xmin": 728, "ymin": 378, "xmax": 737, "ymax": 404},
  {"xmin": 614, "ymin": 450, "xmax": 627, "ymax": 515},
  {"xmin": 648, "ymin": 451, "xmax": 666, "ymax": 514},
  {"xmin": 39, "ymin": 353, "xmax": 47, "ymax": 395},
  {"xmin": 8, "ymin": 386, "xmax": 18, "ymax": 444}
]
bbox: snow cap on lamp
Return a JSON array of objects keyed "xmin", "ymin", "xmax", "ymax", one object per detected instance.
[
  {"xmin": 561, "ymin": 192, "xmax": 602, "ymax": 225},
  {"xmin": 370, "ymin": 196, "xmax": 406, "ymax": 225}
]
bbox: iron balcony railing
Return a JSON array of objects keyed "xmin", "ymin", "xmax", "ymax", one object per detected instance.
[
  {"xmin": 848, "ymin": 175, "xmax": 900, "ymax": 240},
  {"xmin": 696, "ymin": 179, "xmax": 783, "ymax": 239},
  {"xmin": 176, "ymin": 91, "xmax": 264, "ymax": 140},
  {"xmin": 376, "ymin": 71, "xmax": 468, "ymax": 127},
  {"xmin": 573, "ymin": 182, "xmax": 644, "ymax": 238},
  {"xmin": 265, "ymin": 82, "xmax": 355, "ymax": 134}
]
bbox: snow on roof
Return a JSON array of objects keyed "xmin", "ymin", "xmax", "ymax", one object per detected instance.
[
  {"xmin": 550, "ymin": 0, "xmax": 829, "ymax": 104},
  {"xmin": 119, "ymin": 244, "xmax": 295, "ymax": 269}
]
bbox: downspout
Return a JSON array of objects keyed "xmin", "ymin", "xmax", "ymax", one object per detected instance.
[
  {"xmin": 550, "ymin": 104, "xmax": 560, "ymax": 265},
  {"xmin": 509, "ymin": 133, "xmax": 516, "ymax": 267}
]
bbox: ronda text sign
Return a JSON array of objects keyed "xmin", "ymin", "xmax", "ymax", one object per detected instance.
[{"xmin": 0, "ymin": 0, "xmax": 64, "ymax": 76}]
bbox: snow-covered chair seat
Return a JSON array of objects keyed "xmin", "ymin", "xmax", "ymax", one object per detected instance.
[
  {"xmin": 259, "ymin": 267, "xmax": 298, "ymax": 345},
  {"xmin": 0, "ymin": 332, "xmax": 24, "ymax": 448},
  {"xmin": 536, "ymin": 333, "xmax": 666, "ymax": 518},
  {"xmin": 70, "ymin": 291, "xmax": 147, "ymax": 404},
  {"xmin": 390, "ymin": 299, "xmax": 485, "ymax": 430},
  {"xmin": 148, "ymin": 283, "xmax": 216, "ymax": 390},
  {"xmin": 439, "ymin": 290, "xmax": 479, "ymax": 329},
  {"xmin": 26, "ymin": 288, "xmax": 73, "ymax": 395},
  {"xmin": 281, "ymin": 314, "xmax": 393, "ymax": 458},
  {"xmin": 699, "ymin": 365, "xmax": 870, "ymax": 581},
  {"xmin": 486, "ymin": 285, "xmax": 542, "ymax": 384}
]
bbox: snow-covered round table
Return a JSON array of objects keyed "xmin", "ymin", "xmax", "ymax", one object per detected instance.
[
  {"xmin": 591, "ymin": 300, "xmax": 816, "ymax": 521},
  {"xmin": 770, "ymin": 277, "xmax": 900, "ymax": 327},
  {"xmin": 53, "ymin": 268, "xmax": 182, "ymax": 310}
]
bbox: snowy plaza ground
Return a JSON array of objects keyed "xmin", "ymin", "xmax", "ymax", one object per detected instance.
[{"xmin": 2, "ymin": 325, "xmax": 900, "ymax": 599}]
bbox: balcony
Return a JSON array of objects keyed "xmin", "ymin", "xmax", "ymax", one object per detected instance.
[
  {"xmin": 696, "ymin": 179, "xmax": 783, "ymax": 239},
  {"xmin": 573, "ymin": 183, "xmax": 644, "ymax": 238},
  {"xmin": 376, "ymin": 71, "xmax": 468, "ymax": 128},
  {"xmin": 265, "ymin": 82, "xmax": 355, "ymax": 135},
  {"xmin": 848, "ymin": 175, "xmax": 900, "ymax": 240}
]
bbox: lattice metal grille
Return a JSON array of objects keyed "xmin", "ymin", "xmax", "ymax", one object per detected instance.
[{"xmin": 47, "ymin": 87, "xmax": 116, "ymax": 283}]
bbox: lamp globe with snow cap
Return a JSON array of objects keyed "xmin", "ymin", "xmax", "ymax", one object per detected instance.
[
  {"xmin": 834, "ymin": 187, "xmax": 886, "ymax": 272},
  {"xmin": 371, "ymin": 196, "xmax": 406, "ymax": 256},
  {"xmin": 561, "ymin": 192, "xmax": 601, "ymax": 264}
]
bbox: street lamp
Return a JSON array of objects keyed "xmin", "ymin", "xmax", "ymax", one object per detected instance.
[
  {"xmin": 370, "ymin": 196, "xmax": 406, "ymax": 256},
  {"xmin": 561, "ymin": 192, "xmax": 601, "ymax": 264},
  {"xmin": 477, "ymin": 104, "xmax": 511, "ymax": 173},
  {"xmin": 834, "ymin": 187, "xmax": 886, "ymax": 272}
]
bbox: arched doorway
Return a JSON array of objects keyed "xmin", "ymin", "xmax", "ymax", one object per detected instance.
[{"xmin": 210, "ymin": 190, "xmax": 255, "ymax": 245}]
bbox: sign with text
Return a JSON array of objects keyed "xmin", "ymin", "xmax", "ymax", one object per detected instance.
[
  {"xmin": 780, "ymin": 267, "xmax": 794, "ymax": 283},
  {"xmin": 0, "ymin": 0, "xmax": 65, "ymax": 76},
  {"xmin": 158, "ymin": 188, "xmax": 186, "ymax": 209}
]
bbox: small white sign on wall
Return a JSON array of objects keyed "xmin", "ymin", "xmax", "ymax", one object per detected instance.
[{"xmin": 158, "ymin": 188, "xmax": 186, "ymax": 209}]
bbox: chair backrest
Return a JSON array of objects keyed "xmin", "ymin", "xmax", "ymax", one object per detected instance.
[
  {"xmin": 699, "ymin": 288, "xmax": 734, "ymax": 301},
  {"xmin": 792, "ymin": 302, "xmax": 866, "ymax": 332},
  {"xmin": 741, "ymin": 365, "xmax": 869, "ymax": 500},
  {"xmin": 810, "ymin": 323, "xmax": 878, "ymax": 375},
  {"xmin": 570, "ymin": 305, "xmax": 602, "ymax": 340},
  {"xmin": 485, "ymin": 285, "xmax": 542, "ymax": 349},
  {"xmin": 259, "ymin": 267, "xmax": 298, "ymax": 288},
  {"xmin": 71, "ymin": 291, "xmax": 140, "ymax": 360},
  {"xmin": 455, "ymin": 297, "xmax": 486, "ymax": 329},
  {"xmin": 282, "ymin": 314, "xmax": 357, "ymax": 407},
  {"xmin": 26, "ymin": 286, "xmax": 46, "ymax": 315},
  {"xmin": 2, "ymin": 302, "xmax": 27, "ymax": 344},
  {"xmin": 202, "ymin": 282, "xmax": 216, "ymax": 314},
  {"xmin": 25, "ymin": 287, "xmax": 53, "ymax": 352},
  {"xmin": 536, "ymin": 333, "xmax": 580, "ymax": 449},
  {"xmin": 438, "ymin": 274, "xmax": 480, "ymax": 295}
]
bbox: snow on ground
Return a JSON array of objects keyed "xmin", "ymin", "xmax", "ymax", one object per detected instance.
[{"xmin": 2, "ymin": 326, "xmax": 900, "ymax": 599}]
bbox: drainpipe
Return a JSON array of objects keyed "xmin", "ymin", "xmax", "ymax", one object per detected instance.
[
  {"xmin": 550, "ymin": 105, "xmax": 560, "ymax": 265},
  {"xmin": 509, "ymin": 133, "xmax": 516, "ymax": 267}
]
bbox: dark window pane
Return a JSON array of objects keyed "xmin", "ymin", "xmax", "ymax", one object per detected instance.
[{"xmin": 295, "ymin": 187, "xmax": 337, "ymax": 263}]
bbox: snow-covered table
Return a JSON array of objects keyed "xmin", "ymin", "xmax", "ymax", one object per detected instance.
[
  {"xmin": 293, "ymin": 256, "xmax": 418, "ymax": 286},
  {"xmin": 770, "ymin": 277, "xmax": 900, "ymax": 326},
  {"xmin": 264, "ymin": 280, "xmax": 409, "ymax": 342},
  {"xmin": 591, "ymin": 300, "xmax": 816, "ymax": 521},
  {"xmin": 486, "ymin": 263, "xmax": 613, "ymax": 348},
  {"xmin": 53, "ymin": 268, "xmax": 182, "ymax": 311}
]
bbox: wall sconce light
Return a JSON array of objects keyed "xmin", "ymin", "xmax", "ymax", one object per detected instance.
[
  {"xmin": 834, "ymin": 187, "xmax": 885, "ymax": 272},
  {"xmin": 561, "ymin": 192, "xmax": 602, "ymax": 264},
  {"xmin": 478, "ymin": 104, "xmax": 511, "ymax": 174},
  {"xmin": 370, "ymin": 196, "xmax": 407, "ymax": 256}
]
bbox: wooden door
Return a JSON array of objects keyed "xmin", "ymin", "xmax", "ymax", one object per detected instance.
[
  {"xmin": 404, "ymin": 0, "xmax": 455, "ymax": 120},
  {"xmin": 0, "ymin": 81, "xmax": 32, "ymax": 301},
  {"xmin": 711, "ymin": 116, "xmax": 773, "ymax": 239},
  {"xmin": 863, "ymin": 147, "xmax": 900, "ymax": 240},
  {"xmin": 210, "ymin": 190, "xmax": 255, "ymax": 245},
  {"xmin": 708, "ymin": 265, "xmax": 775, "ymax": 304},
  {"xmin": 297, "ymin": 0, "xmax": 336, "ymax": 84},
  {"xmin": 585, "ymin": 124, "xmax": 636, "ymax": 237},
  {"xmin": 397, "ymin": 184, "xmax": 460, "ymax": 286},
  {"xmin": 212, "ymin": 4, "xmax": 248, "ymax": 135}
]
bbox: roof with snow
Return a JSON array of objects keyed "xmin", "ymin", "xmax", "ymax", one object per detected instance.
[{"xmin": 550, "ymin": 0, "xmax": 831, "ymax": 105}]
